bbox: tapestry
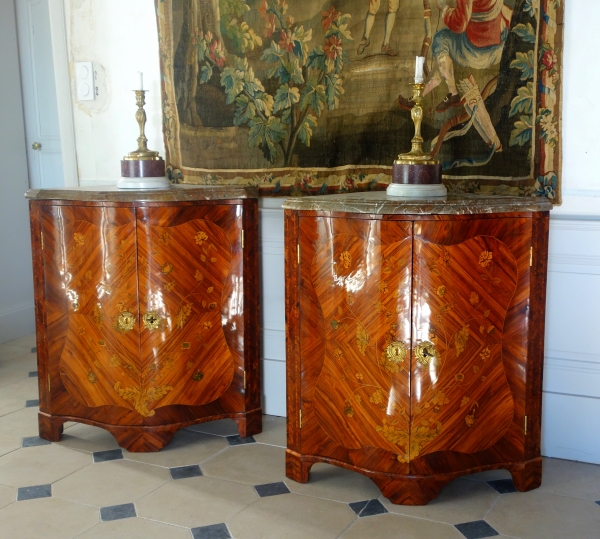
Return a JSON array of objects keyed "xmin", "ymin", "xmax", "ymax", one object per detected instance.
[{"xmin": 155, "ymin": 0, "xmax": 563, "ymax": 202}]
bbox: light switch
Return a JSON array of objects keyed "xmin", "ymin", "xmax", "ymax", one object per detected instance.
[{"xmin": 75, "ymin": 61, "xmax": 95, "ymax": 101}]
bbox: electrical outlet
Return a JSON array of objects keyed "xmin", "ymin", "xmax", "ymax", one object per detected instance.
[{"xmin": 75, "ymin": 62, "xmax": 95, "ymax": 101}]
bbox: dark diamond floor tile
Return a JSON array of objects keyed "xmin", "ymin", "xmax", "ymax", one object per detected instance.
[
  {"xmin": 487, "ymin": 479, "xmax": 517, "ymax": 494},
  {"xmin": 17, "ymin": 484, "xmax": 51, "ymax": 501},
  {"xmin": 31, "ymin": 347, "xmax": 37, "ymax": 353},
  {"xmin": 22, "ymin": 436, "xmax": 51, "ymax": 448},
  {"xmin": 254, "ymin": 482, "xmax": 290, "ymax": 497},
  {"xmin": 170, "ymin": 464, "xmax": 203, "ymax": 480},
  {"xmin": 100, "ymin": 503, "xmax": 136, "ymax": 521},
  {"xmin": 25, "ymin": 399, "xmax": 39, "ymax": 408},
  {"xmin": 355, "ymin": 499, "xmax": 388, "ymax": 517},
  {"xmin": 29, "ymin": 371, "xmax": 38, "ymax": 377},
  {"xmin": 349, "ymin": 500, "xmax": 369, "ymax": 516},
  {"xmin": 226, "ymin": 435, "xmax": 256, "ymax": 446},
  {"xmin": 455, "ymin": 520, "xmax": 500, "ymax": 539},
  {"xmin": 191, "ymin": 523, "xmax": 232, "ymax": 539},
  {"xmin": 93, "ymin": 449, "xmax": 123, "ymax": 463},
  {"xmin": 596, "ymin": 501, "xmax": 600, "ymax": 506}
]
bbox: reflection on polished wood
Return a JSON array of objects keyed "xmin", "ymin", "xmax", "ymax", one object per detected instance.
[
  {"xmin": 29, "ymin": 192, "xmax": 261, "ymax": 452},
  {"xmin": 285, "ymin": 210, "xmax": 549, "ymax": 505}
]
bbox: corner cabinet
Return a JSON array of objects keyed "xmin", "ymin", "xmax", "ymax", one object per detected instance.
[
  {"xmin": 283, "ymin": 193, "xmax": 551, "ymax": 505},
  {"xmin": 27, "ymin": 186, "xmax": 261, "ymax": 452}
]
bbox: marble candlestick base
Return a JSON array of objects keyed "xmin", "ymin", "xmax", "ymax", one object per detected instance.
[
  {"xmin": 387, "ymin": 162, "xmax": 447, "ymax": 197},
  {"xmin": 117, "ymin": 158, "xmax": 170, "ymax": 190}
]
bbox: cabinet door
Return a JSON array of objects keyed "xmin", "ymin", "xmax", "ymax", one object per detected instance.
[
  {"xmin": 410, "ymin": 218, "xmax": 532, "ymax": 473},
  {"xmin": 135, "ymin": 204, "xmax": 245, "ymax": 421},
  {"xmin": 296, "ymin": 216, "xmax": 413, "ymax": 470},
  {"xmin": 41, "ymin": 205, "xmax": 143, "ymax": 424}
]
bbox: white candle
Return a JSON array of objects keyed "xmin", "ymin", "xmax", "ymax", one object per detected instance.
[
  {"xmin": 137, "ymin": 71, "xmax": 144, "ymax": 91},
  {"xmin": 414, "ymin": 57, "xmax": 425, "ymax": 84}
]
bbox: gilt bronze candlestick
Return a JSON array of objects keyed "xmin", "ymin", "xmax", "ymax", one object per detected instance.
[
  {"xmin": 387, "ymin": 83, "xmax": 446, "ymax": 197},
  {"xmin": 117, "ymin": 89, "xmax": 170, "ymax": 189}
]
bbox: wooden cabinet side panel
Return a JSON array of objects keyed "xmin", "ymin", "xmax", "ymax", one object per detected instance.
[
  {"xmin": 410, "ymin": 216, "xmax": 534, "ymax": 475},
  {"xmin": 525, "ymin": 212, "xmax": 550, "ymax": 459}
]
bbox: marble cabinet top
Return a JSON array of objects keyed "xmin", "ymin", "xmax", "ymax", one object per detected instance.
[
  {"xmin": 25, "ymin": 184, "xmax": 258, "ymax": 202},
  {"xmin": 282, "ymin": 191, "xmax": 552, "ymax": 215}
]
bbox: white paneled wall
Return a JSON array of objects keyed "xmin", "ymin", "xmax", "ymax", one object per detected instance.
[
  {"xmin": 542, "ymin": 218, "xmax": 600, "ymax": 464},
  {"xmin": 259, "ymin": 207, "xmax": 600, "ymax": 464},
  {"xmin": 259, "ymin": 199, "xmax": 286, "ymax": 416}
]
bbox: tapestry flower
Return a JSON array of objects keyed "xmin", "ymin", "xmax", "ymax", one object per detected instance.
[{"xmin": 321, "ymin": 5, "xmax": 340, "ymax": 31}]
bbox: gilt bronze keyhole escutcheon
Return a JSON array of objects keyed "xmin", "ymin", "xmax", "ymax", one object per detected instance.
[
  {"xmin": 386, "ymin": 341, "xmax": 408, "ymax": 364},
  {"xmin": 142, "ymin": 311, "xmax": 161, "ymax": 331},
  {"xmin": 117, "ymin": 311, "xmax": 135, "ymax": 332},
  {"xmin": 415, "ymin": 341, "xmax": 438, "ymax": 366}
]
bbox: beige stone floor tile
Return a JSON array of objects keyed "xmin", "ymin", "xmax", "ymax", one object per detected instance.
[
  {"xmin": 380, "ymin": 477, "xmax": 499, "ymax": 525},
  {"xmin": 228, "ymin": 492, "xmax": 356, "ymax": 539},
  {"xmin": 253, "ymin": 415, "xmax": 286, "ymax": 447},
  {"xmin": 536, "ymin": 457, "xmax": 600, "ymax": 501},
  {"xmin": 0, "ymin": 360, "xmax": 34, "ymax": 388},
  {"xmin": 486, "ymin": 491, "xmax": 600, "ymax": 539},
  {"xmin": 0, "ymin": 435, "xmax": 20, "ymax": 459},
  {"xmin": 0, "ymin": 484, "xmax": 15, "ymax": 509},
  {"xmin": 0, "ymin": 443, "xmax": 91, "ymax": 488},
  {"xmin": 55, "ymin": 423, "xmax": 121, "ymax": 453},
  {"xmin": 124, "ymin": 429, "xmax": 227, "ymax": 467},
  {"xmin": 136, "ymin": 475, "xmax": 257, "ymax": 528},
  {"xmin": 75, "ymin": 516, "xmax": 190, "ymax": 539},
  {"xmin": 0, "ymin": 406, "xmax": 39, "ymax": 437},
  {"xmin": 53, "ymin": 459, "xmax": 170, "ymax": 508},
  {"xmin": 338, "ymin": 512, "xmax": 465, "ymax": 539},
  {"xmin": 186, "ymin": 417, "xmax": 240, "ymax": 437},
  {"xmin": 0, "ymin": 378, "xmax": 38, "ymax": 417},
  {"xmin": 287, "ymin": 463, "xmax": 381, "ymax": 503},
  {"xmin": 201, "ymin": 443, "xmax": 287, "ymax": 485},
  {"xmin": 0, "ymin": 345, "xmax": 34, "ymax": 363},
  {"xmin": 0, "ymin": 497, "xmax": 98, "ymax": 539}
]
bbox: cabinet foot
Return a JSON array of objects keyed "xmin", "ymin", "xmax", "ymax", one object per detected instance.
[
  {"xmin": 234, "ymin": 409, "xmax": 263, "ymax": 438},
  {"xmin": 108, "ymin": 427, "xmax": 178, "ymax": 452},
  {"xmin": 38, "ymin": 412, "xmax": 65, "ymax": 442},
  {"xmin": 509, "ymin": 458, "xmax": 542, "ymax": 492},
  {"xmin": 285, "ymin": 451, "xmax": 314, "ymax": 483},
  {"xmin": 370, "ymin": 474, "xmax": 453, "ymax": 506}
]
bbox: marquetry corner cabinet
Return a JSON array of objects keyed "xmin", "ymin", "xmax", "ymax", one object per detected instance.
[
  {"xmin": 26, "ymin": 185, "xmax": 262, "ymax": 452},
  {"xmin": 283, "ymin": 192, "xmax": 552, "ymax": 505}
]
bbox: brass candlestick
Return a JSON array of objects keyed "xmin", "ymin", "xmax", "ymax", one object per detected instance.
[
  {"xmin": 387, "ymin": 82, "xmax": 445, "ymax": 196},
  {"xmin": 395, "ymin": 83, "xmax": 439, "ymax": 166},
  {"xmin": 123, "ymin": 90, "xmax": 161, "ymax": 161}
]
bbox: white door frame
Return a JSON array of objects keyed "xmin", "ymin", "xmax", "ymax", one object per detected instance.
[{"xmin": 48, "ymin": 0, "xmax": 78, "ymax": 187}]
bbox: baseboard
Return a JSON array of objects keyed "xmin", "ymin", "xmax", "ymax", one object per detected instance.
[{"xmin": 0, "ymin": 302, "xmax": 35, "ymax": 344}]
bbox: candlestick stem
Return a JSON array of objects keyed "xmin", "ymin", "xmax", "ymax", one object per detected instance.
[
  {"xmin": 395, "ymin": 84, "xmax": 438, "ymax": 165},
  {"xmin": 124, "ymin": 90, "xmax": 160, "ymax": 161}
]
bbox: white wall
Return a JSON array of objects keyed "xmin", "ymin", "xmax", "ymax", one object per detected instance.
[
  {"xmin": 55, "ymin": 0, "xmax": 600, "ymax": 457},
  {"xmin": 0, "ymin": 0, "xmax": 35, "ymax": 343}
]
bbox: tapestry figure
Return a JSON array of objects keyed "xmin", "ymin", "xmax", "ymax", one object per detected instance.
[
  {"xmin": 400, "ymin": 0, "xmax": 513, "ymax": 112},
  {"xmin": 357, "ymin": 0, "xmax": 400, "ymax": 56}
]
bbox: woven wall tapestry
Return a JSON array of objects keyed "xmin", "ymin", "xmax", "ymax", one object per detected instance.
[{"xmin": 156, "ymin": 0, "xmax": 563, "ymax": 202}]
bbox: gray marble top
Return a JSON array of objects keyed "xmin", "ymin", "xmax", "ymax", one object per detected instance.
[
  {"xmin": 282, "ymin": 191, "xmax": 552, "ymax": 215},
  {"xmin": 25, "ymin": 184, "xmax": 258, "ymax": 202}
]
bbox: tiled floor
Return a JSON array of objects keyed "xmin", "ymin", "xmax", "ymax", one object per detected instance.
[{"xmin": 1, "ymin": 335, "xmax": 600, "ymax": 539}]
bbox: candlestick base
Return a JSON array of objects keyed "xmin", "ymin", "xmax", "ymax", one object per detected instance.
[
  {"xmin": 117, "ymin": 176, "xmax": 171, "ymax": 190},
  {"xmin": 387, "ymin": 182, "xmax": 447, "ymax": 198}
]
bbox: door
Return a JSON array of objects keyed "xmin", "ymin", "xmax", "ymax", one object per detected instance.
[
  {"xmin": 16, "ymin": 0, "xmax": 64, "ymax": 188},
  {"xmin": 297, "ymin": 215, "xmax": 413, "ymax": 472},
  {"xmin": 136, "ymin": 204, "xmax": 245, "ymax": 423},
  {"xmin": 41, "ymin": 204, "xmax": 143, "ymax": 425},
  {"xmin": 410, "ymin": 217, "xmax": 533, "ymax": 474}
]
